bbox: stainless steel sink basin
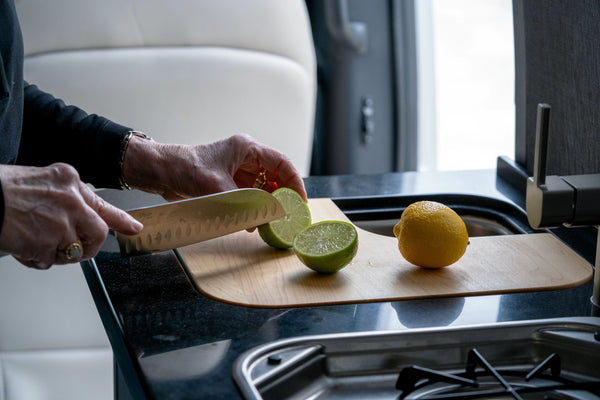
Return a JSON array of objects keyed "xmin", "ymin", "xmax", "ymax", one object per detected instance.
[
  {"xmin": 234, "ymin": 317, "xmax": 600, "ymax": 400},
  {"xmin": 333, "ymin": 194, "xmax": 535, "ymax": 238}
]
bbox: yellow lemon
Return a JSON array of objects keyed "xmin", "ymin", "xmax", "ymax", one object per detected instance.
[{"xmin": 394, "ymin": 201, "xmax": 468, "ymax": 268}]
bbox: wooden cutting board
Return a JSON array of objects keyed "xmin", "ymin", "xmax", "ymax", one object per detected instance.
[{"xmin": 177, "ymin": 199, "xmax": 593, "ymax": 308}]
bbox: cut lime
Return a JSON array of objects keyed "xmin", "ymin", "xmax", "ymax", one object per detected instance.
[
  {"xmin": 293, "ymin": 221, "xmax": 358, "ymax": 273},
  {"xmin": 258, "ymin": 188, "xmax": 311, "ymax": 249}
]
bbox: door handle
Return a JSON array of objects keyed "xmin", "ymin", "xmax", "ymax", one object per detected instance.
[{"xmin": 325, "ymin": 0, "xmax": 368, "ymax": 54}]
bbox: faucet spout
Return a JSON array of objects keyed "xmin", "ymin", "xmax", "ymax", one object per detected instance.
[{"xmin": 525, "ymin": 103, "xmax": 600, "ymax": 316}]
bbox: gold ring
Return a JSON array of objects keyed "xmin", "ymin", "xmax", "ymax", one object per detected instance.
[{"xmin": 65, "ymin": 241, "xmax": 82, "ymax": 260}]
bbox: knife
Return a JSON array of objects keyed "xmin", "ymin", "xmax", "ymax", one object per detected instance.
[{"xmin": 115, "ymin": 188, "xmax": 285, "ymax": 256}]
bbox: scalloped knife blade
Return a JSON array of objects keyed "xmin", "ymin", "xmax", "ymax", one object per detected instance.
[{"xmin": 115, "ymin": 188, "xmax": 285, "ymax": 256}]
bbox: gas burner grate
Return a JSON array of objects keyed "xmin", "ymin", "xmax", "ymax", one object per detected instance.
[{"xmin": 396, "ymin": 349, "xmax": 600, "ymax": 400}]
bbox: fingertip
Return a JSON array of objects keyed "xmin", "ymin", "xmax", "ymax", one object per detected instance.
[
  {"xmin": 112, "ymin": 212, "xmax": 144, "ymax": 236},
  {"xmin": 290, "ymin": 180, "xmax": 308, "ymax": 202},
  {"xmin": 126, "ymin": 216, "xmax": 144, "ymax": 235},
  {"xmin": 296, "ymin": 183, "xmax": 308, "ymax": 201},
  {"xmin": 291, "ymin": 185, "xmax": 308, "ymax": 202}
]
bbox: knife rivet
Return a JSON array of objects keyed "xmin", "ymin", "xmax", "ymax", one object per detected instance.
[
  {"xmin": 594, "ymin": 331, "xmax": 600, "ymax": 342},
  {"xmin": 267, "ymin": 354, "xmax": 282, "ymax": 365}
]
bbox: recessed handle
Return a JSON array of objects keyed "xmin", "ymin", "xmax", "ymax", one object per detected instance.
[
  {"xmin": 325, "ymin": 0, "xmax": 368, "ymax": 54},
  {"xmin": 533, "ymin": 103, "xmax": 551, "ymax": 187}
]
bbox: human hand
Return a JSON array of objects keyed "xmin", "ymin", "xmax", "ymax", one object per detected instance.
[
  {"xmin": 0, "ymin": 163, "xmax": 143, "ymax": 269},
  {"xmin": 123, "ymin": 134, "xmax": 307, "ymax": 202}
]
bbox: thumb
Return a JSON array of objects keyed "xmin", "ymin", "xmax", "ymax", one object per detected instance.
[{"xmin": 79, "ymin": 183, "xmax": 143, "ymax": 235}]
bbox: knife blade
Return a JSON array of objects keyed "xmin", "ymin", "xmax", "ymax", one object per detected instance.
[{"xmin": 115, "ymin": 188, "xmax": 285, "ymax": 256}]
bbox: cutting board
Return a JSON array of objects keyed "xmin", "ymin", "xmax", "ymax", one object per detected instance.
[{"xmin": 177, "ymin": 199, "xmax": 593, "ymax": 308}]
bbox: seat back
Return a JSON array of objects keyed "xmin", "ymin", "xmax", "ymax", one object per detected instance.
[{"xmin": 17, "ymin": 0, "xmax": 317, "ymax": 176}]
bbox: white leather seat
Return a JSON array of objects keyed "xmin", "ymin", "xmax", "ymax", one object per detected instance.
[
  {"xmin": 4, "ymin": 1, "xmax": 316, "ymax": 399},
  {"xmin": 0, "ymin": 259, "xmax": 114, "ymax": 400}
]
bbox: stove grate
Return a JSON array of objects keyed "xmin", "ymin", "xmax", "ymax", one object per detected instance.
[{"xmin": 396, "ymin": 349, "xmax": 600, "ymax": 400}]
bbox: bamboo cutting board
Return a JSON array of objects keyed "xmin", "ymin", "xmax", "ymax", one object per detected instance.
[{"xmin": 177, "ymin": 199, "xmax": 593, "ymax": 308}]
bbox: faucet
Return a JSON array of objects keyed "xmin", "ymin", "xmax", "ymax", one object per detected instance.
[{"xmin": 525, "ymin": 104, "xmax": 600, "ymax": 315}]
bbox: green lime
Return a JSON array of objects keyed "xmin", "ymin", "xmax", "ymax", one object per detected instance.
[
  {"xmin": 258, "ymin": 188, "xmax": 311, "ymax": 249},
  {"xmin": 293, "ymin": 221, "xmax": 358, "ymax": 273}
]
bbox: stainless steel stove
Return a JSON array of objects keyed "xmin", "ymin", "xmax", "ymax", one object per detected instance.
[{"xmin": 234, "ymin": 317, "xmax": 600, "ymax": 400}]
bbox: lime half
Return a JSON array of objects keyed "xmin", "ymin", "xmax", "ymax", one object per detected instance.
[
  {"xmin": 258, "ymin": 188, "xmax": 311, "ymax": 249},
  {"xmin": 293, "ymin": 221, "xmax": 358, "ymax": 273}
]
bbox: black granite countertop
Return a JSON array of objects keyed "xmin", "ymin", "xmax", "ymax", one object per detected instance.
[{"xmin": 81, "ymin": 169, "xmax": 597, "ymax": 399}]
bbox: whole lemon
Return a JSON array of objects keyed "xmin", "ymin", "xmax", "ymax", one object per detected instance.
[{"xmin": 394, "ymin": 201, "xmax": 468, "ymax": 268}]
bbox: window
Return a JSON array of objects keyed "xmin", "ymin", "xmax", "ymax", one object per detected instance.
[{"xmin": 416, "ymin": 0, "xmax": 515, "ymax": 171}]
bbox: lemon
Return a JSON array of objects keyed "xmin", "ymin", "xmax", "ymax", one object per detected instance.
[
  {"xmin": 394, "ymin": 201, "xmax": 468, "ymax": 268},
  {"xmin": 258, "ymin": 188, "xmax": 311, "ymax": 249},
  {"xmin": 293, "ymin": 221, "xmax": 358, "ymax": 273}
]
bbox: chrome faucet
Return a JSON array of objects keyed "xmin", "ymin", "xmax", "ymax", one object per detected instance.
[{"xmin": 525, "ymin": 104, "xmax": 600, "ymax": 315}]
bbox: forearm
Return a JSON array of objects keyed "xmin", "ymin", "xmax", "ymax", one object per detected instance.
[{"xmin": 18, "ymin": 83, "xmax": 130, "ymax": 188}]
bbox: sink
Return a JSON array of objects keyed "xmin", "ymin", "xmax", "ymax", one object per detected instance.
[
  {"xmin": 333, "ymin": 194, "xmax": 535, "ymax": 238},
  {"xmin": 355, "ymin": 215, "xmax": 516, "ymax": 237}
]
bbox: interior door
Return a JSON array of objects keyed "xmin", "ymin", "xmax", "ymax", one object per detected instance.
[{"xmin": 307, "ymin": 0, "xmax": 418, "ymax": 175}]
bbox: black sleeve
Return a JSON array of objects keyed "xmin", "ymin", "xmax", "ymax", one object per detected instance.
[
  {"xmin": 0, "ymin": 179, "xmax": 4, "ymax": 236},
  {"xmin": 16, "ymin": 83, "xmax": 132, "ymax": 189}
]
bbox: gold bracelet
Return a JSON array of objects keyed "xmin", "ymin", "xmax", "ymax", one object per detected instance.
[{"xmin": 118, "ymin": 130, "xmax": 151, "ymax": 190}]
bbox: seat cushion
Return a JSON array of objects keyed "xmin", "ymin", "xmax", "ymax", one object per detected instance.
[{"xmin": 0, "ymin": 258, "xmax": 110, "ymax": 351}]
